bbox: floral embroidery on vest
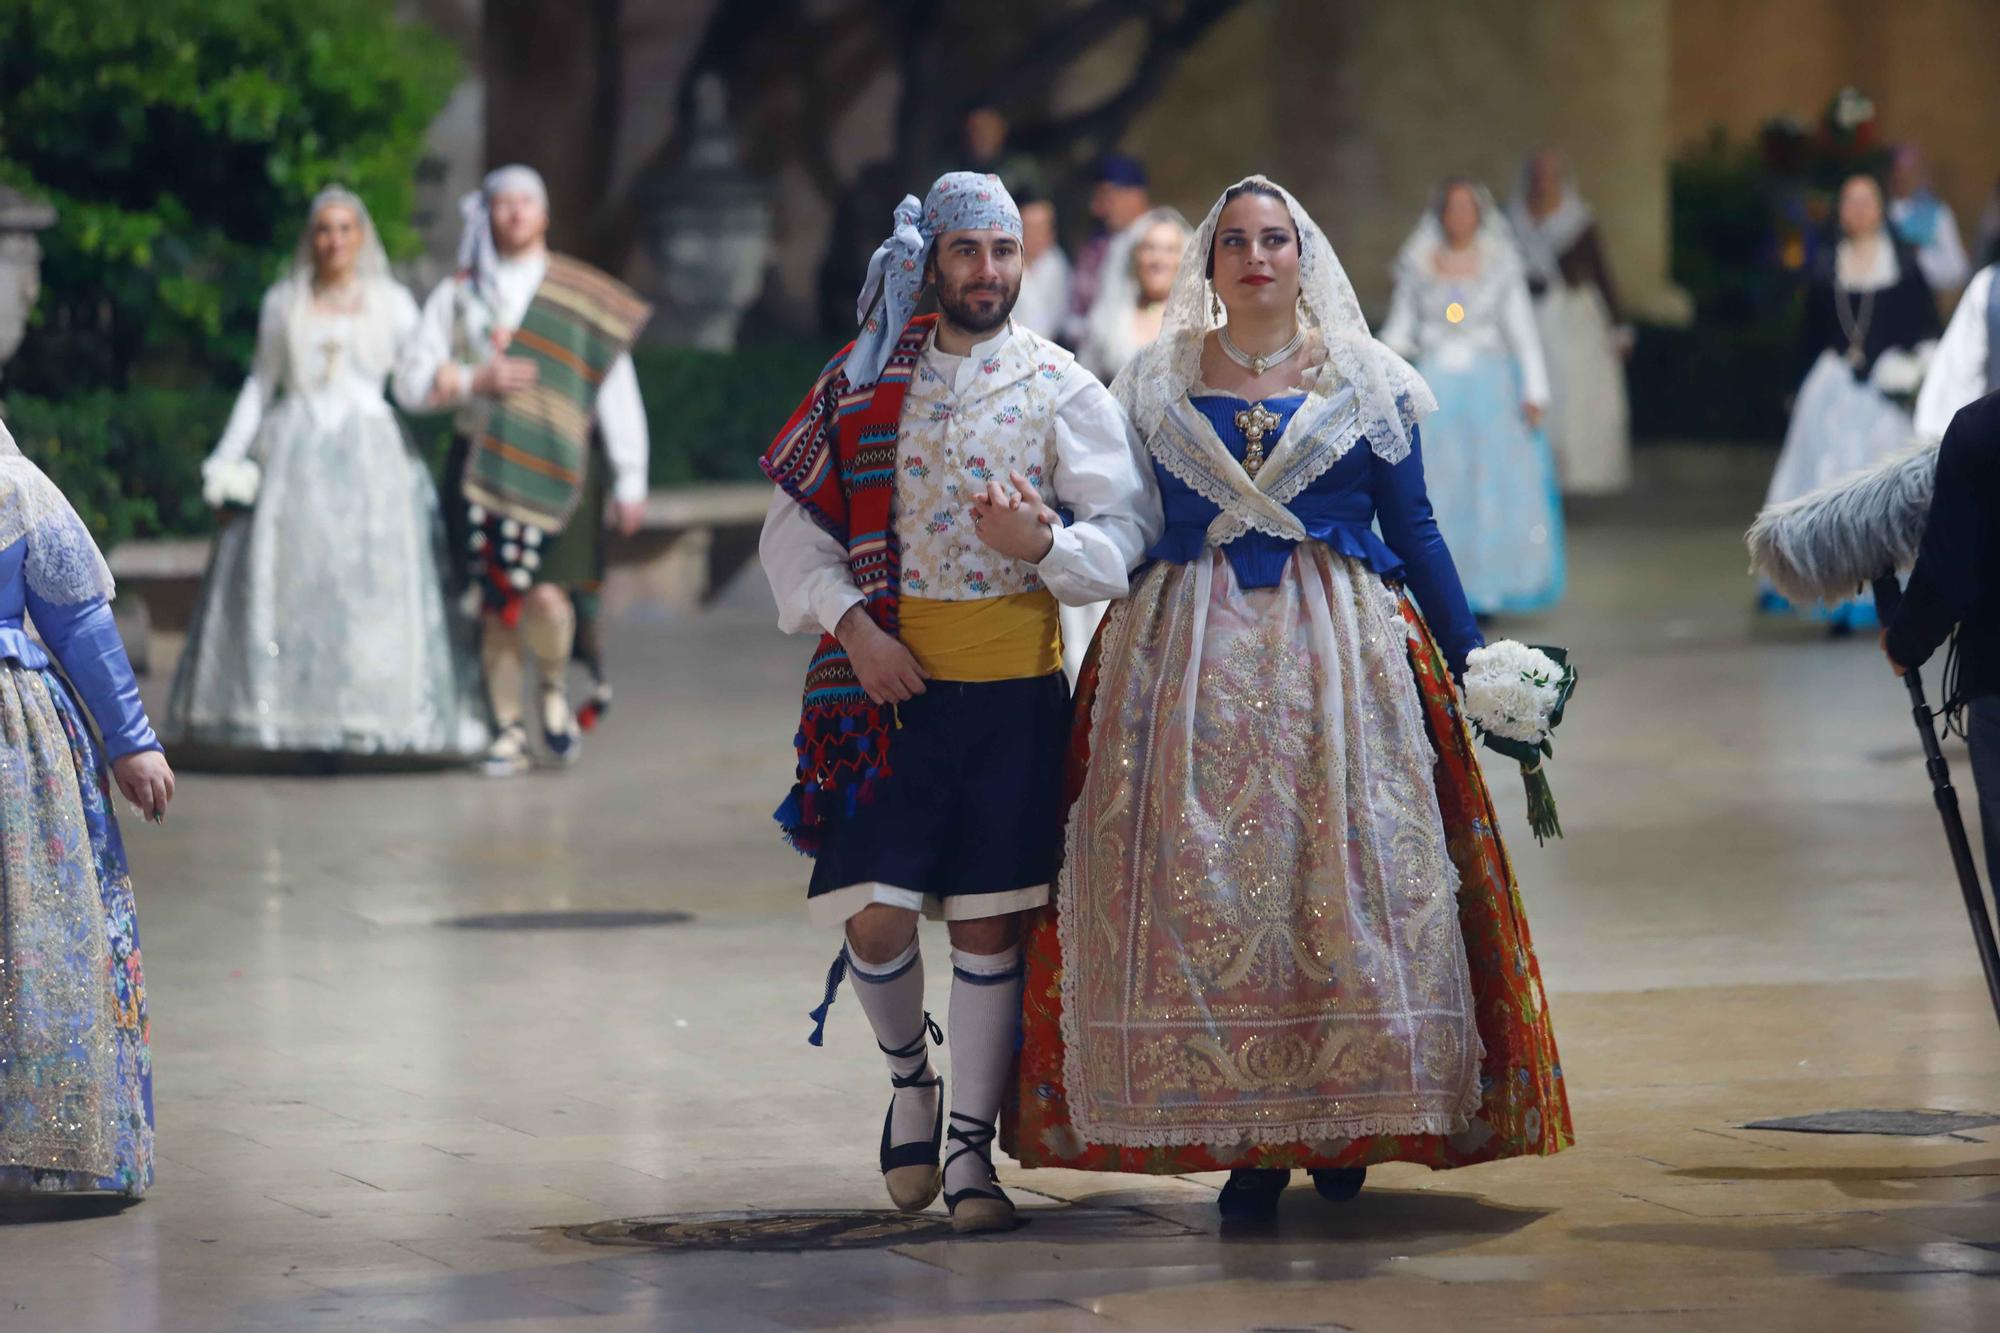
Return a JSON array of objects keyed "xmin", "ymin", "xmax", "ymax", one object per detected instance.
[{"xmin": 896, "ymin": 328, "xmax": 1073, "ymax": 600}]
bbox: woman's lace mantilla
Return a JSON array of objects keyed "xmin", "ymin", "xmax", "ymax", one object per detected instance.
[
  {"xmin": 1111, "ymin": 174, "xmax": 1434, "ymax": 468},
  {"xmin": 0, "ymin": 423, "xmax": 117, "ymax": 607}
]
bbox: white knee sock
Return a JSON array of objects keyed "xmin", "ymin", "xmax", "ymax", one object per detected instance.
[
  {"xmin": 944, "ymin": 943, "xmax": 1023, "ymax": 1197},
  {"xmin": 847, "ymin": 936, "xmax": 939, "ymax": 1147}
]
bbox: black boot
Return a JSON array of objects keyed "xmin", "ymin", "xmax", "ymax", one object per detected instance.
[
  {"xmin": 1217, "ymin": 1168, "xmax": 1289, "ymax": 1221},
  {"xmin": 1308, "ymin": 1167, "xmax": 1367, "ymax": 1202}
]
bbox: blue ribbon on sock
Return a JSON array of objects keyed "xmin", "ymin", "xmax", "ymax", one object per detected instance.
[{"xmin": 806, "ymin": 948, "xmax": 849, "ymax": 1047}]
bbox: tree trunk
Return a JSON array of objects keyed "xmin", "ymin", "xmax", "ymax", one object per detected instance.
[{"xmin": 482, "ymin": 0, "xmax": 621, "ymax": 262}]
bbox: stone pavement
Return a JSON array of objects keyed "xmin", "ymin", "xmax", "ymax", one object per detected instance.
[{"xmin": 2, "ymin": 446, "xmax": 1997, "ymax": 1331}]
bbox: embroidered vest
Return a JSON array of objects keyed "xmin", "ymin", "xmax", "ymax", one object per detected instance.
[{"xmin": 895, "ymin": 329, "xmax": 1075, "ymax": 599}]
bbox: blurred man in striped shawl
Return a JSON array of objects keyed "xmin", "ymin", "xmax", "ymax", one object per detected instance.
[{"xmin": 395, "ymin": 166, "xmax": 651, "ymax": 778}]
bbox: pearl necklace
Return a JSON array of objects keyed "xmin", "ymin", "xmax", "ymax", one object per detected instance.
[{"xmin": 1218, "ymin": 324, "xmax": 1305, "ymax": 377}]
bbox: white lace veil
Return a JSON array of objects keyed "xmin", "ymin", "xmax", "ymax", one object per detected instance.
[
  {"xmin": 276, "ymin": 187, "xmax": 400, "ymax": 373},
  {"xmin": 0, "ymin": 417, "xmax": 117, "ymax": 606},
  {"xmin": 1394, "ymin": 180, "xmax": 1527, "ymax": 292},
  {"xmin": 1078, "ymin": 205, "xmax": 1191, "ymax": 382},
  {"xmin": 286, "ymin": 186, "xmax": 392, "ymax": 289},
  {"xmin": 1112, "ymin": 175, "xmax": 1434, "ymax": 464}
]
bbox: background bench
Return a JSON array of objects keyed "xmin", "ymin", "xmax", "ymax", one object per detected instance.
[{"xmin": 105, "ymin": 481, "xmax": 772, "ymax": 674}]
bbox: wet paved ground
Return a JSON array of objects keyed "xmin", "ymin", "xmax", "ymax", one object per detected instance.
[{"xmin": 3, "ymin": 446, "xmax": 1998, "ymax": 1331}]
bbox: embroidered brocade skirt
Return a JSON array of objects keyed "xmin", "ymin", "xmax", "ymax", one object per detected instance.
[
  {"xmin": 1004, "ymin": 546, "xmax": 1572, "ymax": 1172},
  {"xmin": 0, "ymin": 662, "xmax": 154, "ymax": 1195}
]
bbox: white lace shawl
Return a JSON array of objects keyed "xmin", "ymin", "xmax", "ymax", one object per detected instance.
[
  {"xmin": 0, "ymin": 419, "xmax": 117, "ymax": 606},
  {"xmin": 1111, "ymin": 175, "xmax": 1433, "ymax": 468}
]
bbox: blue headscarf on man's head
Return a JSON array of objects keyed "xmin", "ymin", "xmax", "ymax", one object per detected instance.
[
  {"xmin": 844, "ymin": 171, "xmax": 1023, "ymax": 385},
  {"xmin": 457, "ymin": 164, "xmax": 548, "ymax": 299}
]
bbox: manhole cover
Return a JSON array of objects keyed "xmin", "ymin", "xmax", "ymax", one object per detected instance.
[
  {"xmin": 565, "ymin": 1210, "xmax": 952, "ymax": 1251},
  {"xmin": 1742, "ymin": 1109, "xmax": 2000, "ymax": 1136},
  {"xmin": 441, "ymin": 910, "xmax": 694, "ymax": 931}
]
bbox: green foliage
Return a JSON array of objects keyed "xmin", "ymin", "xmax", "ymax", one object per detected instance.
[
  {"xmin": 0, "ymin": 0, "xmax": 458, "ymax": 393},
  {"xmin": 3, "ymin": 388, "xmax": 228, "ymax": 547},
  {"xmin": 1668, "ymin": 131, "xmax": 1787, "ymax": 326},
  {"xmin": 630, "ymin": 341, "xmax": 832, "ymax": 485},
  {"xmin": 3, "ymin": 338, "xmax": 834, "ymax": 549},
  {"xmin": 1631, "ymin": 128, "xmax": 1813, "ymax": 442}
]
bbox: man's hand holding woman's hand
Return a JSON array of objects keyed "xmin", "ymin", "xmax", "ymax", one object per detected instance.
[
  {"xmin": 968, "ymin": 470, "xmax": 1060, "ymax": 563},
  {"xmin": 472, "ymin": 356, "xmax": 539, "ymax": 398},
  {"xmin": 834, "ymin": 469, "xmax": 1063, "ymax": 707}
]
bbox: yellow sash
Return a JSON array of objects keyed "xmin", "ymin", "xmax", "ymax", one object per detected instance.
[{"xmin": 899, "ymin": 591, "xmax": 1062, "ymax": 682}]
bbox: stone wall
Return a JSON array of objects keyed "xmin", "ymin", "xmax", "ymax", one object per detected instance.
[
  {"xmin": 1114, "ymin": 0, "xmax": 1676, "ymax": 321},
  {"xmin": 472, "ymin": 0, "xmax": 1685, "ymax": 334}
]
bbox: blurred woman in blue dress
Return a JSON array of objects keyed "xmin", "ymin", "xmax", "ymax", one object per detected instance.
[
  {"xmin": 1380, "ymin": 181, "xmax": 1562, "ymax": 616},
  {"xmin": 1, "ymin": 419, "xmax": 174, "ymax": 1197}
]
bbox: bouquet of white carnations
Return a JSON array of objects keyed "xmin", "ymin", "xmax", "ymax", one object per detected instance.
[
  {"xmin": 201, "ymin": 457, "xmax": 262, "ymax": 511},
  {"xmin": 1462, "ymin": 640, "xmax": 1578, "ymax": 845}
]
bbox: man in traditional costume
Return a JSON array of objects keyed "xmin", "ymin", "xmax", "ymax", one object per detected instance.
[
  {"xmin": 395, "ymin": 166, "xmax": 652, "ymax": 777},
  {"xmin": 758, "ymin": 172, "xmax": 1157, "ymax": 1233}
]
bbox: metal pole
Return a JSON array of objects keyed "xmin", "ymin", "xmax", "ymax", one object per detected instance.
[{"xmin": 1875, "ymin": 576, "xmax": 2000, "ymax": 1030}]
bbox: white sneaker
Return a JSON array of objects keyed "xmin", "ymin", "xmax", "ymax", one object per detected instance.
[
  {"xmin": 481, "ymin": 724, "xmax": 531, "ymax": 778},
  {"xmin": 539, "ymin": 687, "xmax": 582, "ymax": 767}
]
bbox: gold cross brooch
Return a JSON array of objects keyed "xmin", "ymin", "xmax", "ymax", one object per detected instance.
[{"xmin": 1233, "ymin": 403, "xmax": 1282, "ymax": 475}]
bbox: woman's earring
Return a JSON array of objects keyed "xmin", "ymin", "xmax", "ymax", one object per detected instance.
[{"xmin": 1210, "ymin": 284, "xmax": 1222, "ymax": 322}]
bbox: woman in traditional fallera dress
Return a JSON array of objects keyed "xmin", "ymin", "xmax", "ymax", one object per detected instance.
[
  {"xmin": 1381, "ymin": 181, "xmax": 1563, "ymax": 616},
  {"xmin": 1003, "ymin": 177, "xmax": 1571, "ymax": 1221},
  {"xmin": 1760, "ymin": 174, "xmax": 1940, "ymax": 630},
  {"xmin": 1, "ymin": 420, "xmax": 175, "ymax": 1196},
  {"xmin": 167, "ymin": 188, "xmax": 486, "ymax": 757},
  {"xmin": 1509, "ymin": 149, "xmax": 1633, "ymax": 496}
]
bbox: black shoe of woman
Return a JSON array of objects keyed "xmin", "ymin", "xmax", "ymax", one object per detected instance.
[
  {"xmin": 1308, "ymin": 1167, "xmax": 1367, "ymax": 1202},
  {"xmin": 1217, "ymin": 1168, "xmax": 1289, "ymax": 1221}
]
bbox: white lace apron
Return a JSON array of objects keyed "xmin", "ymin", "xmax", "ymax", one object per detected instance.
[{"xmin": 1055, "ymin": 390, "xmax": 1484, "ymax": 1149}]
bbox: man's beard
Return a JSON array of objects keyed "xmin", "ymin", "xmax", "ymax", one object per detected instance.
[{"xmin": 936, "ymin": 275, "xmax": 1019, "ymax": 335}]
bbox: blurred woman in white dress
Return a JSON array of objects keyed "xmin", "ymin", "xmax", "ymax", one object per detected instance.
[
  {"xmin": 167, "ymin": 188, "xmax": 485, "ymax": 757},
  {"xmin": 1759, "ymin": 174, "xmax": 1939, "ymax": 630},
  {"xmin": 1509, "ymin": 149, "xmax": 1632, "ymax": 496}
]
